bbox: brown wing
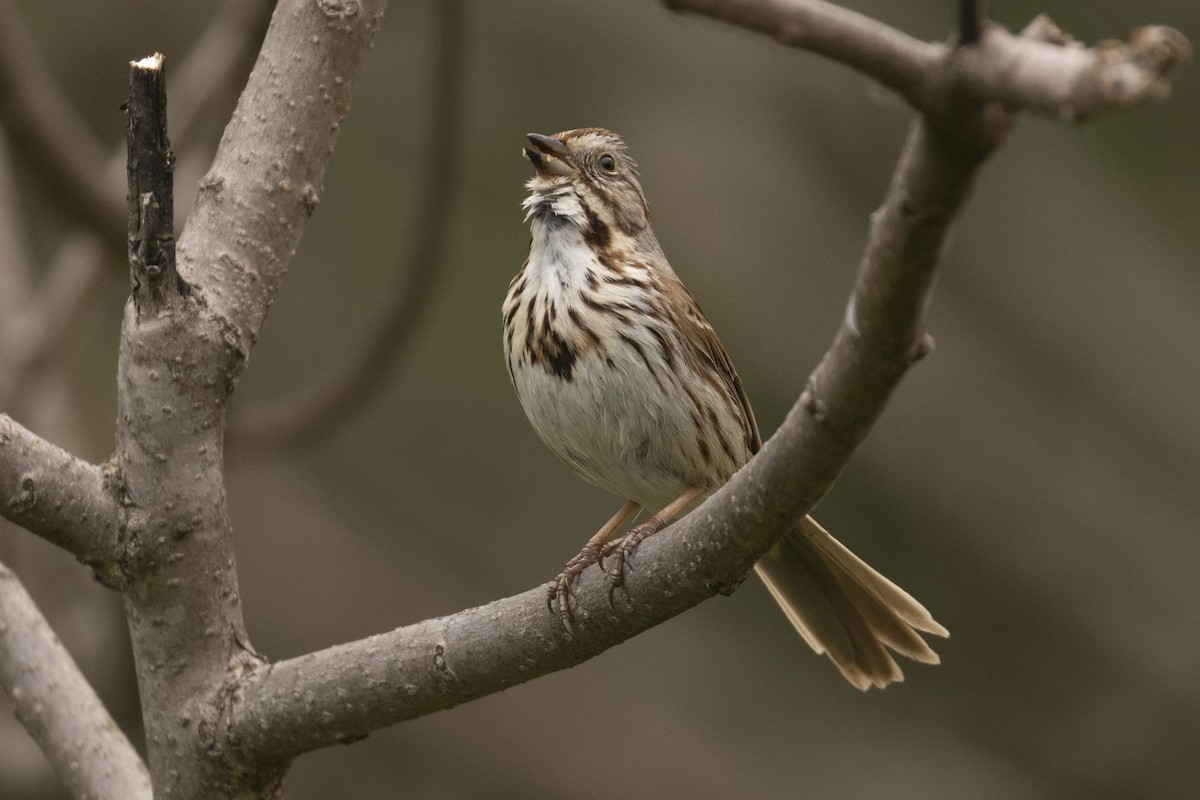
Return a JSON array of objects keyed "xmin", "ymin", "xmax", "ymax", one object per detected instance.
[{"xmin": 659, "ymin": 270, "xmax": 762, "ymax": 455}]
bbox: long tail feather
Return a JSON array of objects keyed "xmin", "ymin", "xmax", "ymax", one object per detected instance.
[{"xmin": 754, "ymin": 515, "xmax": 947, "ymax": 690}]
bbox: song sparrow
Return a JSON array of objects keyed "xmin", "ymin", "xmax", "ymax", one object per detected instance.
[{"xmin": 503, "ymin": 128, "xmax": 947, "ymax": 689}]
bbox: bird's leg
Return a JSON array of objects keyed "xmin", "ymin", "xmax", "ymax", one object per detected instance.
[
  {"xmin": 548, "ymin": 499, "xmax": 639, "ymax": 634},
  {"xmin": 603, "ymin": 486, "xmax": 705, "ymax": 598}
]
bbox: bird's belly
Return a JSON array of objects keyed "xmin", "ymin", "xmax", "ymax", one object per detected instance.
[{"xmin": 511, "ymin": 350, "xmax": 701, "ymax": 511}]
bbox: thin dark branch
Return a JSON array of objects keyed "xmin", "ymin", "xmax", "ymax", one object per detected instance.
[
  {"xmin": 0, "ymin": 1, "xmax": 273, "ymax": 256},
  {"xmin": 959, "ymin": 0, "xmax": 986, "ymax": 46},
  {"xmin": 231, "ymin": 0, "xmax": 466, "ymax": 451},
  {"xmin": 126, "ymin": 53, "xmax": 178, "ymax": 312},
  {"xmin": 0, "ymin": 561, "xmax": 151, "ymax": 800},
  {"xmin": 0, "ymin": 415, "xmax": 122, "ymax": 571}
]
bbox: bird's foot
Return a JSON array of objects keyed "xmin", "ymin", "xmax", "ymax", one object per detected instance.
[
  {"xmin": 600, "ymin": 516, "xmax": 669, "ymax": 603},
  {"xmin": 546, "ymin": 541, "xmax": 606, "ymax": 635}
]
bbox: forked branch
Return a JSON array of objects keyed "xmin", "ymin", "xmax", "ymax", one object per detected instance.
[
  {"xmin": 664, "ymin": 0, "xmax": 1189, "ymax": 119},
  {"xmin": 222, "ymin": 4, "xmax": 1195, "ymax": 760}
]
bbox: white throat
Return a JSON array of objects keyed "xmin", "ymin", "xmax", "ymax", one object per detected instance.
[{"xmin": 522, "ymin": 182, "xmax": 587, "ymax": 228}]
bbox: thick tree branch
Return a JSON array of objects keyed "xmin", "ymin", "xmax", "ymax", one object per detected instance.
[
  {"xmin": 664, "ymin": 0, "xmax": 1189, "ymax": 119},
  {"xmin": 106, "ymin": 1, "xmax": 389, "ymax": 794},
  {"xmin": 0, "ymin": 415, "xmax": 121, "ymax": 570},
  {"xmin": 228, "ymin": 5, "xmax": 1190, "ymax": 759},
  {"xmin": 229, "ymin": 89, "xmax": 996, "ymax": 768},
  {"xmin": 0, "ymin": 561, "xmax": 151, "ymax": 799},
  {"xmin": 665, "ymin": 0, "xmax": 941, "ymax": 107},
  {"xmin": 232, "ymin": 0, "xmax": 466, "ymax": 451}
]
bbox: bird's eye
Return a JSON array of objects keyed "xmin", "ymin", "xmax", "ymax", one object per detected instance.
[{"xmin": 599, "ymin": 154, "xmax": 616, "ymax": 172}]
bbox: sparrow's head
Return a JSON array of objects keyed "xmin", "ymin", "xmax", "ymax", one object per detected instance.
[{"xmin": 522, "ymin": 128, "xmax": 652, "ymax": 243}]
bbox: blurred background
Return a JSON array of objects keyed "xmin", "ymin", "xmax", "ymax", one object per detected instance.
[{"xmin": 1, "ymin": 0, "xmax": 1197, "ymax": 797}]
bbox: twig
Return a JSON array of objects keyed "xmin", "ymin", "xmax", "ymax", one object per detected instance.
[
  {"xmin": 126, "ymin": 53, "xmax": 179, "ymax": 312},
  {"xmin": 98, "ymin": 0, "xmax": 277, "ymax": 230},
  {"xmin": 0, "ymin": 416, "xmax": 123, "ymax": 575},
  {"xmin": 231, "ymin": 0, "xmax": 466, "ymax": 451},
  {"xmin": 0, "ymin": 1, "xmax": 274, "ymax": 253},
  {"xmin": 959, "ymin": 0, "xmax": 987, "ymax": 46}
]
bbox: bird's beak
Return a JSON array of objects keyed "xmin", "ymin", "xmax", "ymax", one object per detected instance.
[{"xmin": 524, "ymin": 133, "xmax": 574, "ymax": 177}]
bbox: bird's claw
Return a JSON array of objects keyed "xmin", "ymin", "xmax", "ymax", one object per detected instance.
[{"xmin": 546, "ymin": 541, "xmax": 606, "ymax": 635}]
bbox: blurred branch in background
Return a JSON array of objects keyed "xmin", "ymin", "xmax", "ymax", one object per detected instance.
[
  {"xmin": 0, "ymin": 0, "xmax": 275, "ymax": 254},
  {"xmin": 0, "ymin": 1, "xmax": 121, "ymax": 238},
  {"xmin": 0, "ymin": 127, "xmax": 34, "ymax": 319},
  {"xmin": 0, "ymin": 234, "xmax": 105, "ymax": 410},
  {"xmin": 168, "ymin": 0, "xmax": 276, "ymax": 154},
  {"xmin": 0, "ymin": 561, "xmax": 150, "ymax": 800},
  {"xmin": 230, "ymin": 0, "xmax": 465, "ymax": 453}
]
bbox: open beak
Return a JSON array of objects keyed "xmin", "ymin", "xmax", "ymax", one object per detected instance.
[{"xmin": 524, "ymin": 133, "xmax": 574, "ymax": 177}]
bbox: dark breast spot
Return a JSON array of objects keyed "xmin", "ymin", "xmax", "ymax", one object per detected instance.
[{"xmin": 582, "ymin": 204, "xmax": 612, "ymax": 250}]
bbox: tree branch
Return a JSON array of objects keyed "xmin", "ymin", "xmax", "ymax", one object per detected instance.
[
  {"xmin": 664, "ymin": 0, "xmax": 1189, "ymax": 119},
  {"xmin": 0, "ymin": 415, "xmax": 121, "ymax": 571},
  {"xmin": 126, "ymin": 53, "xmax": 179, "ymax": 312},
  {"xmin": 0, "ymin": 561, "xmax": 151, "ymax": 799},
  {"xmin": 0, "ymin": 1, "xmax": 125, "ymax": 236},
  {"xmin": 106, "ymin": 1, "xmax": 390, "ymax": 794},
  {"xmin": 228, "ymin": 5, "xmax": 1189, "ymax": 760},
  {"xmin": 229, "ymin": 81, "xmax": 996, "ymax": 770},
  {"xmin": 178, "ymin": 0, "xmax": 388, "ymax": 360},
  {"xmin": 0, "ymin": 127, "xmax": 34, "ymax": 321},
  {"xmin": 168, "ymin": 0, "xmax": 277, "ymax": 155},
  {"xmin": 231, "ymin": 0, "xmax": 466, "ymax": 451},
  {"xmin": 0, "ymin": 0, "xmax": 273, "ymax": 257},
  {"xmin": 959, "ymin": 0, "xmax": 987, "ymax": 46},
  {"xmin": 0, "ymin": 234, "xmax": 106, "ymax": 409},
  {"xmin": 665, "ymin": 0, "xmax": 941, "ymax": 107}
]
